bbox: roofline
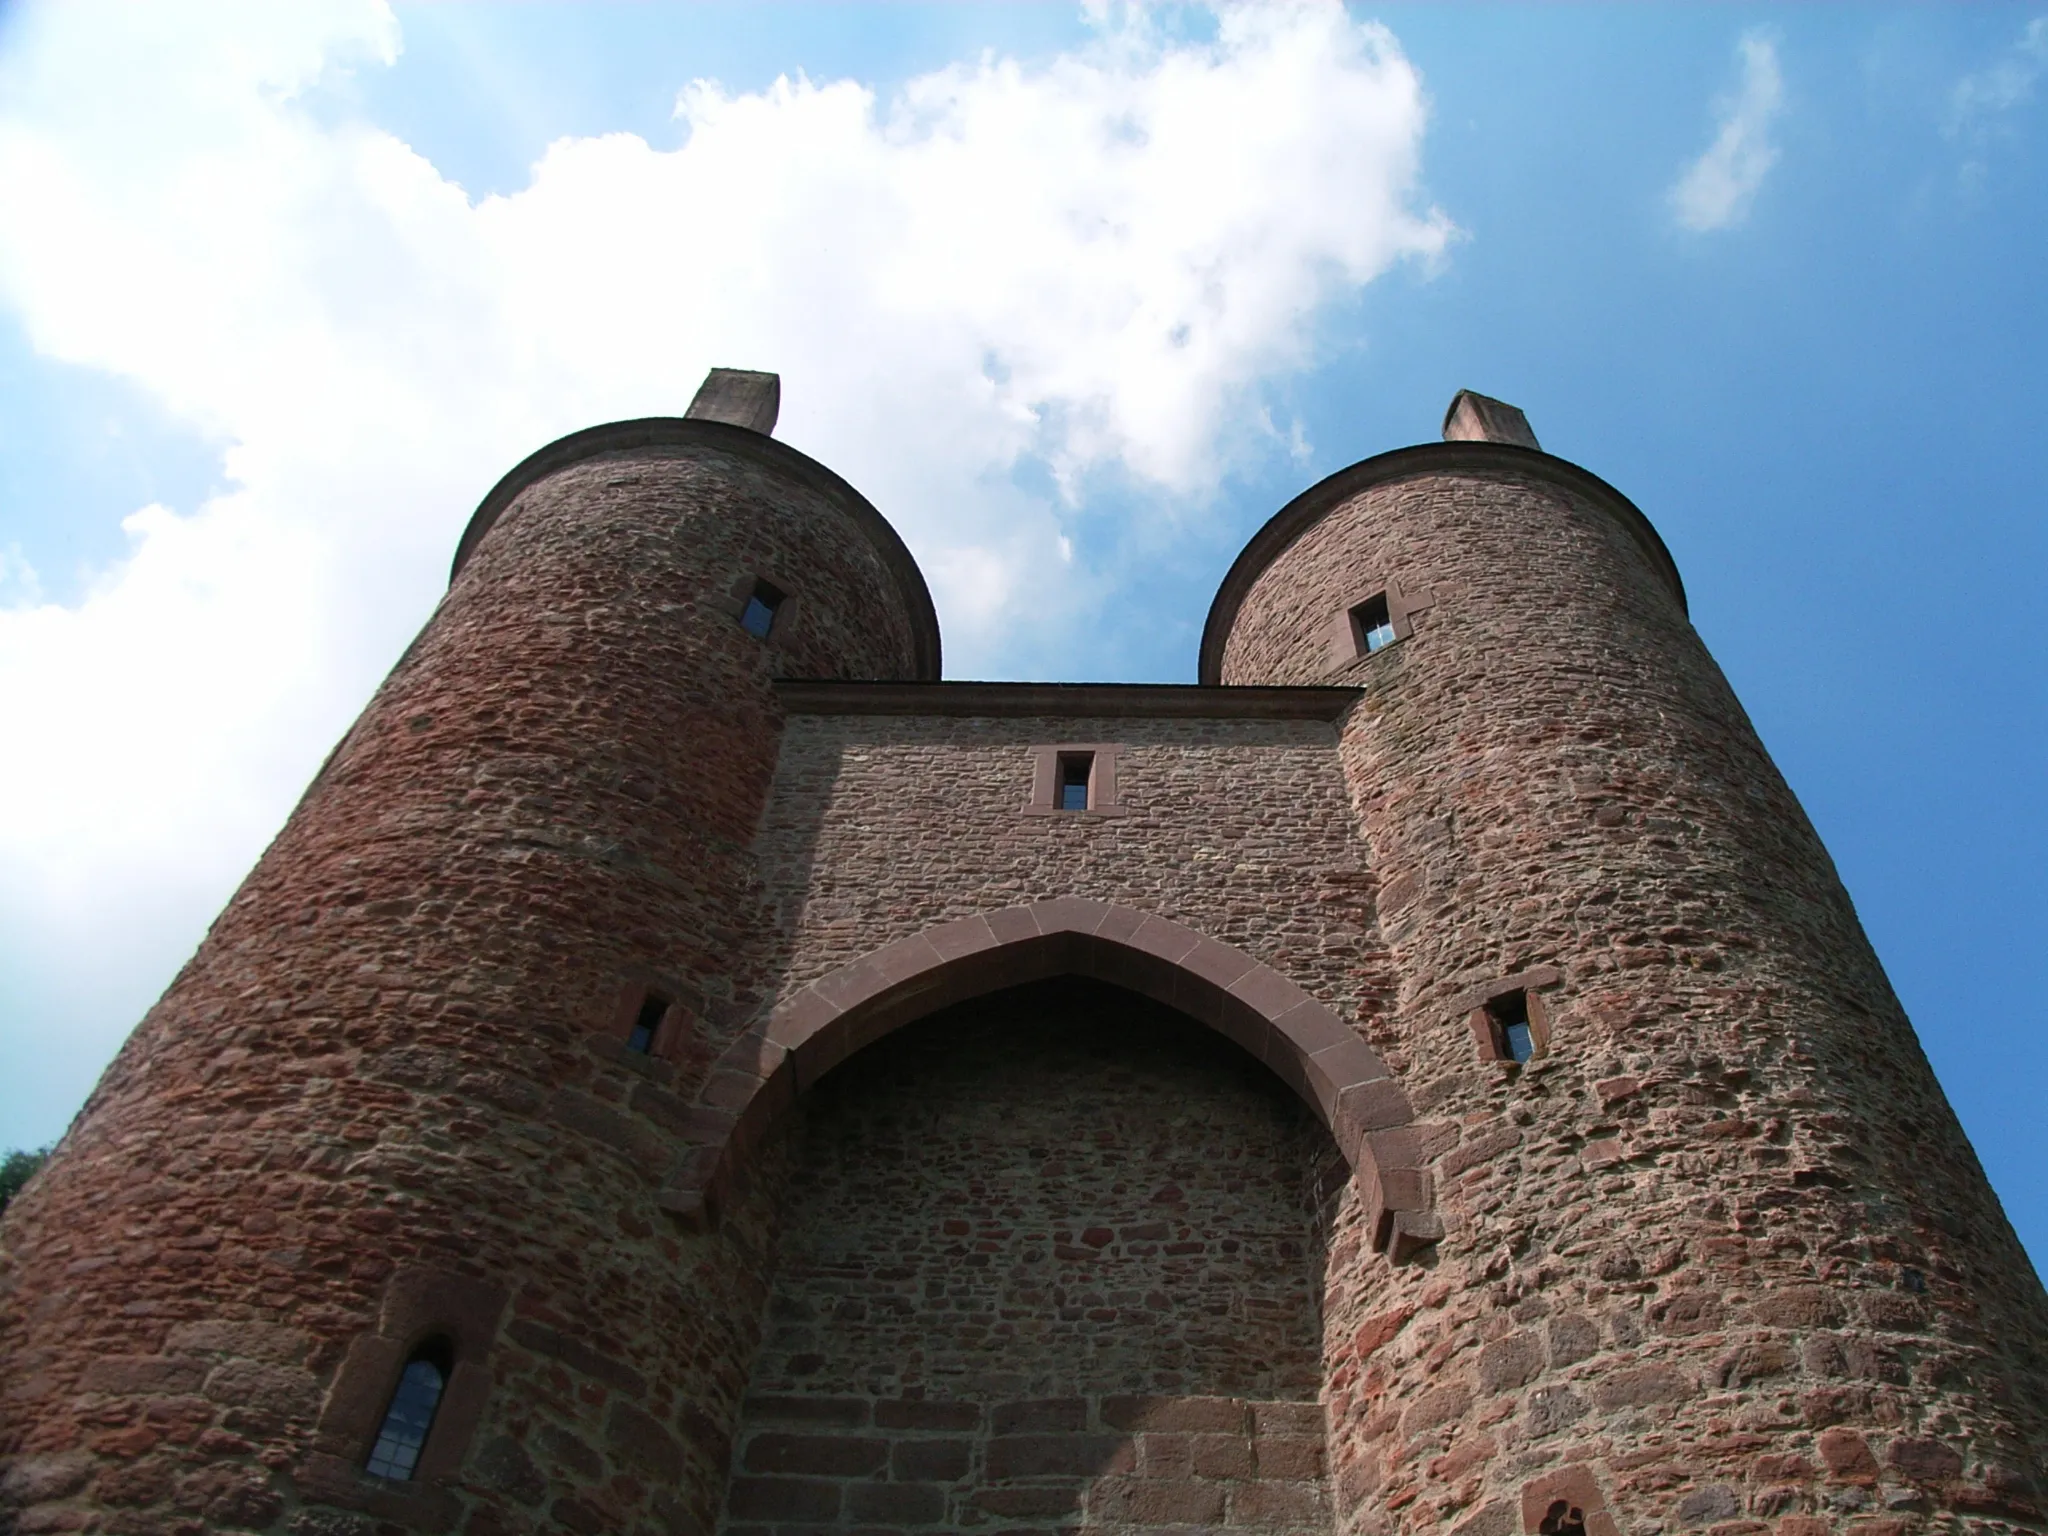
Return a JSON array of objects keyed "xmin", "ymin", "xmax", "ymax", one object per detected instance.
[
  {"xmin": 452, "ymin": 417, "xmax": 943, "ymax": 682},
  {"xmin": 775, "ymin": 680, "xmax": 1360, "ymax": 721},
  {"xmin": 1198, "ymin": 441, "xmax": 1686, "ymax": 686}
]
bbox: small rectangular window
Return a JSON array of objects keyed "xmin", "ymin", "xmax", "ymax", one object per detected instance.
[
  {"xmin": 627, "ymin": 993, "xmax": 668, "ymax": 1055},
  {"xmin": 1486, "ymin": 991, "xmax": 1535, "ymax": 1063},
  {"xmin": 1056, "ymin": 752, "xmax": 1093, "ymax": 811},
  {"xmin": 1352, "ymin": 593, "xmax": 1397, "ymax": 654},
  {"xmin": 739, "ymin": 579, "xmax": 784, "ymax": 640}
]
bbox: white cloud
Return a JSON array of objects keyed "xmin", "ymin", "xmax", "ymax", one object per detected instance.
[
  {"xmin": 1669, "ymin": 31, "xmax": 1784, "ymax": 233},
  {"xmin": 0, "ymin": 1, "xmax": 1451, "ymax": 1140},
  {"xmin": 1952, "ymin": 15, "xmax": 2048, "ymax": 123},
  {"xmin": 1947, "ymin": 16, "xmax": 2047, "ymax": 188}
]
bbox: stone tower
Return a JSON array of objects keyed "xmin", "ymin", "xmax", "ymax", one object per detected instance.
[{"xmin": 2, "ymin": 375, "xmax": 2043, "ymax": 1536}]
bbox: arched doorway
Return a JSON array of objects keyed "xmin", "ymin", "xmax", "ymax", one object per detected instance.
[
  {"xmin": 718, "ymin": 977, "xmax": 1341, "ymax": 1533},
  {"xmin": 662, "ymin": 900, "xmax": 1437, "ymax": 1261}
]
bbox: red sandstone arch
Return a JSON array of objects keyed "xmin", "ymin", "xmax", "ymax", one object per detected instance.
[{"xmin": 657, "ymin": 898, "xmax": 1441, "ymax": 1259}]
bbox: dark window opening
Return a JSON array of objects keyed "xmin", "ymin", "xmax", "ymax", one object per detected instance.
[
  {"xmin": 1057, "ymin": 753, "xmax": 1093, "ymax": 812},
  {"xmin": 1351, "ymin": 592, "xmax": 1397, "ymax": 654},
  {"xmin": 1539, "ymin": 1501, "xmax": 1588, "ymax": 1536},
  {"xmin": 627, "ymin": 993, "xmax": 668, "ymax": 1055},
  {"xmin": 365, "ymin": 1338, "xmax": 453, "ymax": 1481},
  {"xmin": 1487, "ymin": 991, "xmax": 1535, "ymax": 1063},
  {"xmin": 739, "ymin": 579, "xmax": 784, "ymax": 640}
]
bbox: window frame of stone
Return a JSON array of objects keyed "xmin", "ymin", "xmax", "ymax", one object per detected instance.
[
  {"xmin": 311, "ymin": 1267, "xmax": 506, "ymax": 1496},
  {"xmin": 1474, "ymin": 989, "xmax": 1545, "ymax": 1063},
  {"xmin": 1452, "ymin": 965, "xmax": 1562, "ymax": 1066},
  {"xmin": 597, "ymin": 977, "xmax": 692, "ymax": 1070},
  {"xmin": 1324, "ymin": 582, "xmax": 1434, "ymax": 673},
  {"xmin": 625, "ymin": 989, "xmax": 672, "ymax": 1056},
  {"xmin": 729, "ymin": 572, "xmax": 798, "ymax": 646},
  {"xmin": 1023, "ymin": 743, "xmax": 1125, "ymax": 817}
]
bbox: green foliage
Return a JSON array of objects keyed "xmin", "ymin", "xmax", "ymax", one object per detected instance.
[{"xmin": 0, "ymin": 1146, "xmax": 51, "ymax": 1215}]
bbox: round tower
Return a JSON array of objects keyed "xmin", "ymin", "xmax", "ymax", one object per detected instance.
[
  {"xmin": 0, "ymin": 371, "xmax": 938, "ymax": 1535},
  {"xmin": 1203, "ymin": 393, "xmax": 2048, "ymax": 1532}
]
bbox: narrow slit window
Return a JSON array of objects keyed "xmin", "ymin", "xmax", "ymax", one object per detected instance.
[
  {"xmin": 1487, "ymin": 991, "xmax": 1535, "ymax": 1063},
  {"xmin": 1352, "ymin": 593, "xmax": 1397, "ymax": 654},
  {"xmin": 627, "ymin": 993, "xmax": 668, "ymax": 1055},
  {"xmin": 1057, "ymin": 752, "xmax": 1094, "ymax": 812},
  {"xmin": 365, "ymin": 1339, "xmax": 452, "ymax": 1481},
  {"xmin": 739, "ymin": 579, "xmax": 784, "ymax": 640}
]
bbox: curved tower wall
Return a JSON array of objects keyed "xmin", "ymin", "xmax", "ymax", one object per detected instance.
[
  {"xmin": 0, "ymin": 416, "xmax": 935, "ymax": 1534},
  {"xmin": 1211, "ymin": 431, "xmax": 2048, "ymax": 1529}
]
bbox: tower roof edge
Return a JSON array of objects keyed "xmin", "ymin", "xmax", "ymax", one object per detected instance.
[
  {"xmin": 1197, "ymin": 440, "xmax": 1685, "ymax": 686},
  {"xmin": 452, "ymin": 416, "xmax": 941, "ymax": 681}
]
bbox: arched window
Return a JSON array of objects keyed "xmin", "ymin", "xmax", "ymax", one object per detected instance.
[{"xmin": 365, "ymin": 1337, "xmax": 454, "ymax": 1480}]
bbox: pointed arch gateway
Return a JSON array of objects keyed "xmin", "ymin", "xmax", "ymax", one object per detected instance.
[{"xmin": 659, "ymin": 898, "xmax": 1440, "ymax": 1258}]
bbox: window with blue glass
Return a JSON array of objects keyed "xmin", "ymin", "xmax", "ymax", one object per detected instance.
[
  {"xmin": 627, "ymin": 993, "xmax": 668, "ymax": 1055},
  {"xmin": 1056, "ymin": 753, "xmax": 1094, "ymax": 812},
  {"xmin": 365, "ymin": 1339, "xmax": 453, "ymax": 1481},
  {"xmin": 1486, "ymin": 991, "xmax": 1536, "ymax": 1063},
  {"xmin": 739, "ymin": 579, "xmax": 784, "ymax": 640},
  {"xmin": 1351, "ymin": 592, "xmax": 1398, "ymax": 654}
]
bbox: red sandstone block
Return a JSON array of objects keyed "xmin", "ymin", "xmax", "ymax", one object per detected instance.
[
  {"xmin": 1126, "ymin": 916, "xmax": 1201, "ymax": 966},
  {"xmin": 1225, "ymin": 964, "xmax": 1310, "ymax": 1024},
  {"xmin": 698, "ymin": 1068, "xmax": 767, "ymax": 1111},
  {"xmin": 724, "ymin": 1477, "xmax": 840, "ymax": 1522},
  {"xmin": 607, "ymin": 1399, "xmax": 684, "ymax": 1480},
  {"xmin": 992, "ymin": 1399, "xmax": 1087, "ymax": 1434},
  {"xmin": 985, "ymin": 906, "xmax": 1043, "ymax": 946},
  {"xmin": 76, "ymin": 1358, "xmax": 209, "ymax": 1397},
  {"xmin": 1229, "ymin": 1478, "xmax": 1327, "ymax": 1526},
  {"xmin": 1250, "ymin": 1402, "xmax": 1324, "ymax": 1439},
  {"xmin": 971, "ymin": 1485, "xmax": 1083, "ymax": 1519},
  {"xmin": 923, "ymin": 913, "xmax": 1000, "ymax": 963},
  {"xmin": 1750, "ymin": 1285, "xmax": 1845, "ymax": 1330},
  {"xmin": 743, "ymin": 1432, "xmax": 888, "ymax": 1477},
  {"xmin": 1090, "ymin": 905, "xmax": 1148, "ymax": 945},
  {"xmin": 1592, "ymin": 1363, "xmax": 1692, "ymax": 1410},
  {"xmin": 1253, "ymin": 1435, "xmax": 1324, "ymax": 1480},
  {"xmin": 1398, "ymin": 1382, "xmax": 1472, "ymax": 1437},
  {"xmin": 986, "ymin": 1433, "xmax": 1128, "ymax": 1479},
  {"xmin": 1089, "ymin": 1474, "xmax": 1225, "ymax": 1526},
  {"xmin": 1886, "ymin": 1435, "xmax": 1962, "ymax": 1482},
  {"xmin": 1179, "ymin": 938, "xmax": 1256, "ymax": 993},
  {"xmin": 1026, "ymin": 897, "xmax": 1110, "ymax": 936},
  {"xmin": 743, "ymin": 1395, "xmax": 871, "ymax": 1428},
  {"xmin": 1190, "ymin": 1433, "xmax": 1253, "ymax": 1479},
  {"xmin": 1207, "ymin": 995, "xmax": 1272, "ymax": 1060},
  {"xmin": 763, "ymin": 989, "xmax": 841, "ymax": 1051},
  {"xmin": 1102, "ymin": 1397, "xmax": 1247, "ymax": 1434},
  {"xmin": 875, "ymin": 1400, "xmax": 981, "ymax": 1432},
  {"xmin": 893, "ymin": 1439, "xmax": 972, "ymax": 1482},
  {"xmin": 848, "ymin": 1480, "xmax": 949, "ymax": 1524},
  {"xmin": 1334, "ymin": 1074, "xmax": 1412, "ymax": 1137},
  {"xmin": 1138, "ymin": 1433, "xmax": 1192, "ymax": 1478},
  {"xmin": 506, "ymin": 1319, "xmax": 646, "ymax": 1397}
]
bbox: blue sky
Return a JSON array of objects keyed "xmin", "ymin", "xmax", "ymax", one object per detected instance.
[{"xmin": 1, "ymin": 3, "xmax": 2042, "ymax": 1268}]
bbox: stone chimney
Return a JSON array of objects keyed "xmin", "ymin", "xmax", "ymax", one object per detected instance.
[
  {"xmin": 686, "ymin": 368, "xmax": 781, "ymax": 435},
  {"xmin": 1442, "ymin": 389, "xmax": 1539, "ymax": 450}
]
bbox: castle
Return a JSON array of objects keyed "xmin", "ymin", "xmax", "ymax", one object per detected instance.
[{"xmin": 2, "ymin": 370, "xmax": 2043, "ymax": 1536}]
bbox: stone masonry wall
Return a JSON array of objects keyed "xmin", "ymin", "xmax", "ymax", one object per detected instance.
[
  {"xmin": 0, "ymin": 435, "xmax": 926, "ymax": 1536},
  {"xmin": 7, "ymin": 416, "xmax": 2043, "ymax": 1536},
  {"xmin": 753, "ymin": 711, "xmax": 1395, "ymax": 1031},
  {"xmin": 1222, "ymin": 462, "xmax": 2048, "ymax": 1534},
  {"xmin": 720, "ymin": 979, "xmax": 1337, "ymax": 1535}
]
